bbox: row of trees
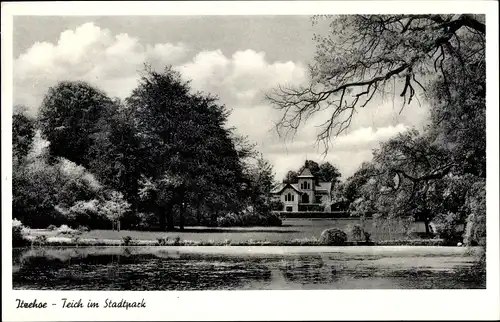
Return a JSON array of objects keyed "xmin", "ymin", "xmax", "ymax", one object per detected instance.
[
  {"xmin": 13, "ymin": 66, "xmax": 280, "ymax": 231},
  {"xmin": 268, "ymin": 14, "xmax": 486, "ymax": 246}
]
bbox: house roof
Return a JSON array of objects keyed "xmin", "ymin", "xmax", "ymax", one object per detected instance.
[
  {"xmin": 297, "ymin": 167, "xmax": 314, "ymax": 178},
  {"xmin": 271, "ymin": 183, "xmax": 300, "ymax": 194},
  {"xmin": 315, "ymin": 182, "xmax": 332, "ymax": 193},
  {"xmin": 272, "ymin": 181, "xmax": 332, "ymax": 194}
]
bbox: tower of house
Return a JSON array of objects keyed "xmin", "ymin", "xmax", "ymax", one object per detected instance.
[{"xmin": 297, "ymin": 160, "xmax": 315, "ymax": 204}]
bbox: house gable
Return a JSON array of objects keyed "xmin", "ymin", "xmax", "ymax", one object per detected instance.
[{"xmin": 271, "ymin": 183, "xmax": 300, "ymax": 194}]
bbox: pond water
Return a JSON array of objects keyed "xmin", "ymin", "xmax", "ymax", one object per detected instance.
[{"xmin": 12, "ymin": 246, "xmax": 485, "ymax": 290}]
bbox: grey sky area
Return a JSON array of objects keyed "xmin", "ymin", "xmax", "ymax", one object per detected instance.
[{"xmin": 13, "ymin": 16, "xmax": 430, "ymax": 180}]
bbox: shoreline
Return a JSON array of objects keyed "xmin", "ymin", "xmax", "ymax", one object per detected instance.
[{"xmin": 18, "ymin": 235, "xmax": 450, "ymax": 247}]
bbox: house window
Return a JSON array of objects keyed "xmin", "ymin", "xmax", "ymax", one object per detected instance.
[
  {"xmin": 286, "ymin": 206, "xmax": 293, "ymax": 212},
  {"xmin": 302, "ymin": 193, "xmax": 310, "ymax": 204},
  {"xmin": 301, "ymin": 181, "xmax": 310, "ymax": 189},
  {"xmin": 285, "ymin": 193, "xmax": 294, "ymax": 202}
]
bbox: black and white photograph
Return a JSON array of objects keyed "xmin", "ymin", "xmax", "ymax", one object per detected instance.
[{"xmin": 2, "ymin": 1, "xmax": 499, "ymax": 321}]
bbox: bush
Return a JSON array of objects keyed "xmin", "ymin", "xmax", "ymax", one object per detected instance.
[
  {"xmin": 77, "ymin": 225, "xmax": 90, "ymax": 232},
  {"xmin": 157, "ymin": 237, "xmax": 169, "ymax": 246},
  {"xmin": 433, "ymin": 212, "xmax": 463, "ymax": 246},
  {"xmin": 319, "ymin": 228, "xmax": 348, "ymax": 246},
  {"xmin": 136, "ymin": 212, "xmax": 159, "ymax": 230},
  {"xmin": 33, "ymin": 235, "xmax": 48, "ymax": 246},
  {"xmin": 47, "ymin": 224, "xmax": 57, "ymax": 231},
  {"xmin": 71, "ymin": 235, "xmax": 81, "ymax": 245},
  {"xmin": 347, "ymin": 224, "xmax": 364, "ymax": 241},
  {"xmin": 12, "ymin": 219, "xmax": 29, "ymax": 247},
  {"xmin": 100, "ymin": 191, "xmax": 131, "ymax": 224},
  {"xmin": 57, "ymin": 224, "xmax": 78, "ymax": 235},
  {"xmin": 122, "ymin": 236, "xmax": 133, "ymax": 246},
  {"xmin": 67, "ymin": 199, "xmax": 110, "ymax": 229},
  {"xmin": 270, "ymin": 199, "xmax": 284, "ymax": 211},
  {"xmin": 13, "ymin": 155, "xmax": 104, "ymax": 229},
  {"xmin": 363, "ymin": 231, "xmax": 371, "ymax": 242}
]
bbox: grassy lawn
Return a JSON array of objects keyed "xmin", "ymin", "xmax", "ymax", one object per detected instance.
[{"xmin": 27, "ymin": 218, "xmax": 429, "ymax": 243}]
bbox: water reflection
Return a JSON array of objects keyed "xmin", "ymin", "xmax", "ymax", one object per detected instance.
[{"xmin": 12, "ymin": 247, "xmax": 485, "ymax": 290}]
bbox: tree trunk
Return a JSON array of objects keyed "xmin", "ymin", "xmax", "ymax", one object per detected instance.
[
  {"xmin": 196, "ymin": 196, "xmax": 202, "ymax": 225},
  {"xmin": 210, "ymin": 211, "xmax": 218, "ymax": 227},
  {"xmin": 166, "ymin": 203, "xmax": 175, "ymax": 231},
  {"xmin": 179, "ymin": 203, "xmax": 186, "ymax": 231},
  {"xmin": 424, "ymin": 217, "xmax": 430, "ymax": 235},
  {"xmin": 158, "ymin": 206, "xmax": 166, "ymax": 232}
]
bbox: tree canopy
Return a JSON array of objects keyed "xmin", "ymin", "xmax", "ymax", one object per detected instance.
[
  {"xmin": 284, "ymin": 160, "xmax": 341, "ymax": 184},
  {"xmin": 14, "ymin": 65, "xmax": 280, "ymax": 231},
  {"xmin": 271, "ymin": 14, "xmax": 486, "ymax": 246},
  {"xmin": 267, "ymin": 14, "xmax": 485, "ymax": 149},
  {"xmin": 38, "ymin": 81, "xmax": 117, "ymax": 167}
]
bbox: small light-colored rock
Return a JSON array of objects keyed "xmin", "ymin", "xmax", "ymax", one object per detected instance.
[{"xmin": 457, "ymin": 242, "xmax": 463, "ymax": 247}]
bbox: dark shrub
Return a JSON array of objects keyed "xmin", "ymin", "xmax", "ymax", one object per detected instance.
[
  {"xmin": 67, "ymin": 200, "xmax": 111, "ymax": 230},
  {"xmin": 157, "ymin": 237, "xmax": 169, "ymax": 246},
  {"xmin": 270, "ymin": 199, "xmax": 284, "ymax": 211},
  {"xmin": 433, "ymin": 212, "xmax": 464, "ymax": 246},
  {"xmin": 71, "ymin": 235, "xmax": 81, "ymax": 245},
  {"xmin": 364, "ymin": 231, "xmax": 371, "ymax": 242},
  {"xmin": 136, "ymin": 212, "xmax": 159, "ymax": 231},
  {"xmin": 347, "ymin": 224, "xmax": 364, "ymax": 241},
  {"xmin": 77, "ymin": 225, "xmax": 90, "ymax": 232},
  {"xmin": 12, "ymin": 219, "xmax": 28, "ymax": 247},
  {"xmin": 319, "ymin": 228, "xmax": 348, "ymax": 246},
  {"xmin": 33, "ymin": 235, "xmax": 48, "ymax": 246},
  {"xmin": 122, "ymin": 236, "xmax": 133, "ymax": 246}
]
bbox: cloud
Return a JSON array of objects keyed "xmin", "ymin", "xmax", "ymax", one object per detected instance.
[
  {"xmin": 262, "ymin": 124, "xmax": 412, "ymax": 180},
  {"xmin": 177, "ymin": 49, "xmax": 308, "ymax": 107},
  {"xmin": 14, "ymin": 22, "xmax": 189, "ymax": 115},
  {"xmin": 14, "ymin": 22, "xmax": 430, "ymax": 181}
]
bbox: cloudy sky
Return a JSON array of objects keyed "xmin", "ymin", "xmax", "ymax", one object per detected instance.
[{"xmin": 13, "ymin": 16, "xmax": 430, "ymax": 181}]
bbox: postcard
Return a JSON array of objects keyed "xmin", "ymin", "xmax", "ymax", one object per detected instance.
[{"xmin": 2, "ymin": 1, "xmax": 499, "ymax": 321}]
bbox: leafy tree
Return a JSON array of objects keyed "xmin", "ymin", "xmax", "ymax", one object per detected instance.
[
  {"xmin": 128, "ymin": 66, "xmax": 244, "ymax": 230},
  {"xmin": 283, "ymin": 170, "xmax": 299, "ymax": 184},
  {"xmin": 38, "ymin": 81, "xmax": 116, "ymax": 167},
  {"xmin": 342, "ymin": 162, "xmax": 378, "ymax": 204},
  {"xmin": 317, "ymin": 162, "xmax": 342, "ymax": 184},
  {"xmin": 267, "ymin": 14, "xmax": 485, "ymax": 146},
  {"xmin": 283, "ymin": 160, "xmax": 341, "ymax": 184},
  {"xmin": 86, "ymin": 101, "xmax": 143, "ymax": 225},
  {"xmin": 12, "ymin": 111, "xmax": 35, "ymax": 163},
  {"xmin": 100, "ymin": 191, "xmax": 131, "ymax": 227},
  {"xmin": 428, "ymin": 50, "xmax": 486, "ymax": 178},
  {"xmin": 349, "ymin": 130, "xmax": 484, "ymax": 236},
  {"xmin": 269, "ymin": 14, "xmax": 486, "ymax": 246},
  {"xmin": 242, "ymin": 154, "xmax": 277, "ymax": 215},
  {"xmin": 463, "ymin": 180, "xmax": 486, "ymax": 246},
  {"xmin": 13, "ymin": 153, "xmax": 104, "ymax": 228}
]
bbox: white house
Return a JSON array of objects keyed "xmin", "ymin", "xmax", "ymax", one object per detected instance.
[{"xmin": 271, "ymin": 166, "xmax": 332, "ymax": 212}]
